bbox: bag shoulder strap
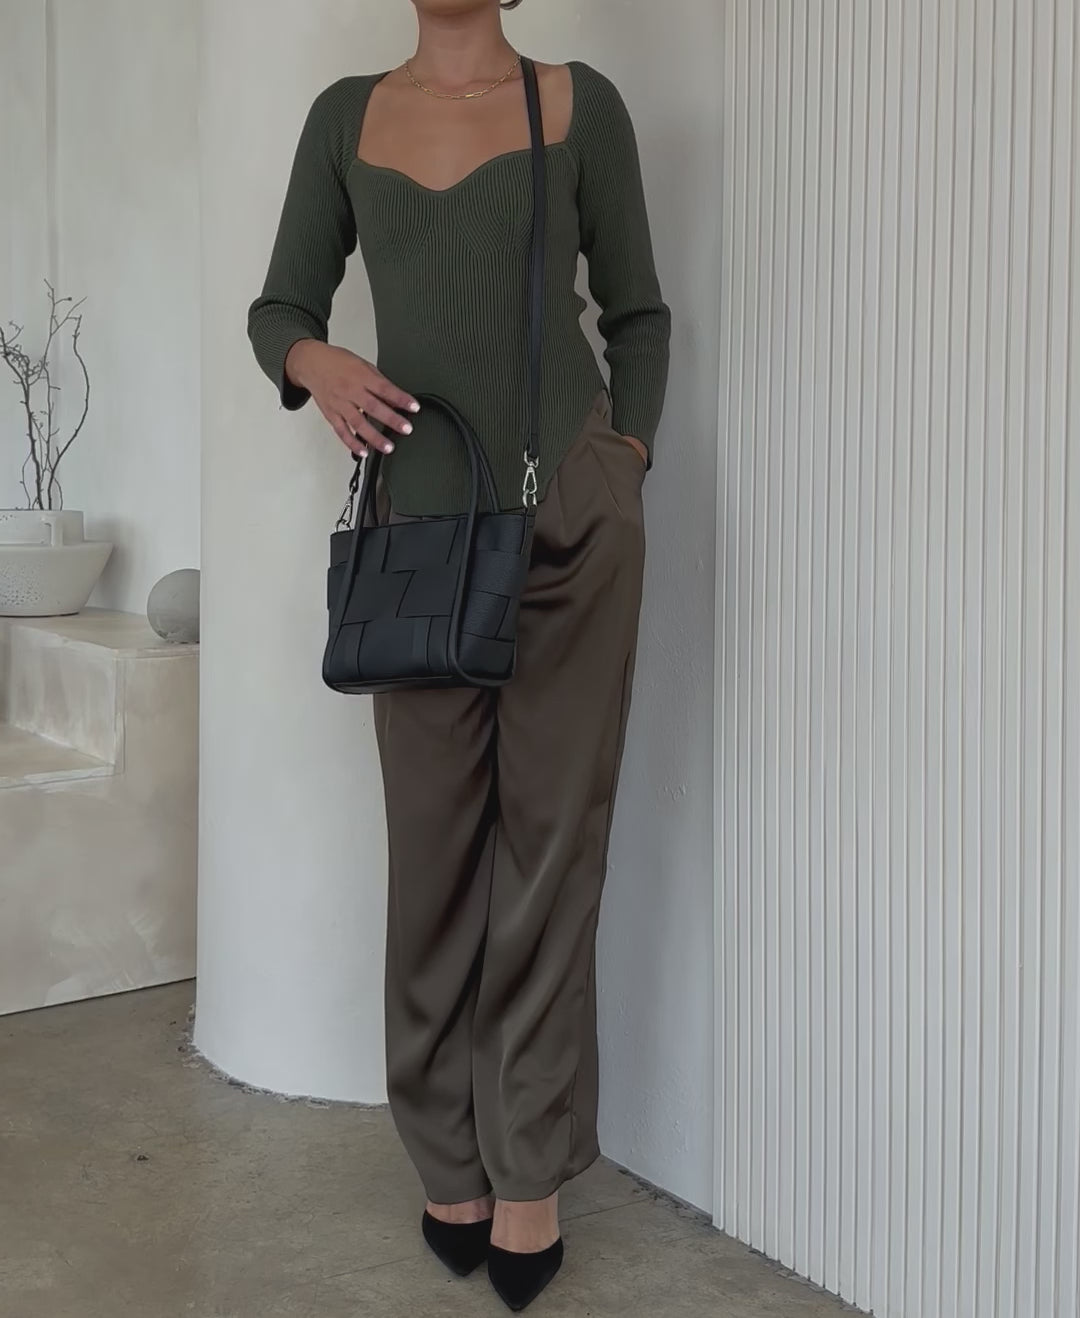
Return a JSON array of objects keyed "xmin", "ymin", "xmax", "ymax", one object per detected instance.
[
  {"xmin": 520, "ymin": 57, "xmax": 546, "ymax": 506},
  {"xmin": 337, "ymin": 59, "xmax": 547, "ymax": 526}
]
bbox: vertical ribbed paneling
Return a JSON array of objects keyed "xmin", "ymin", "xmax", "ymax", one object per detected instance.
[{"xmin": 714, "ymin": 4, "xmax": 1080, "ymax": 1317}]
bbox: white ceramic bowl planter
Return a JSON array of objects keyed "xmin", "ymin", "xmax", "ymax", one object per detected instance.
[{"xmin": 0, "ymin": 509, "xmax": 112, "ymax": 616}]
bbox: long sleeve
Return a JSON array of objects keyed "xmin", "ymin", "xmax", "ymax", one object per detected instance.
[
  {"xmin": 247, "ymin": 79, "xmax": 366, "ymax": 410},
  {"xmin": 574, "ymin": 65, "xmax": 671, "ymax": 461}
]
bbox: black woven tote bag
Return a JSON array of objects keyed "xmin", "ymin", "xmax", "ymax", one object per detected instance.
[{"xmin": 322, "ymin": 57, "xmax": 547, "ymax": 696}]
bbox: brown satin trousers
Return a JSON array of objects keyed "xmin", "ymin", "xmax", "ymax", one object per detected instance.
[{"xmin": 372, "ymin": 392, "xmax": 646, "ymax": 1203}]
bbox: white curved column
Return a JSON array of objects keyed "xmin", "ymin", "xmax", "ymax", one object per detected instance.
[{"xmin": 194, "ymin": 1, "xmax": 411, "ymax": 1099}]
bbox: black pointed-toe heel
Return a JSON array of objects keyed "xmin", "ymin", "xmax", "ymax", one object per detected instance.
[
  {"xmin": 421, "ymin": 1211, "xmax": 494, "ymax": 1277},
  {"xmin": 487, "ymin": 1238, "xmax": 564, "ymax": 1312}
]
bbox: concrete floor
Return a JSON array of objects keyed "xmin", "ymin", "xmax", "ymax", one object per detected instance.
[{"xmin": 0, "ymin": 984, "xmax": 857, "ymax": 1318}]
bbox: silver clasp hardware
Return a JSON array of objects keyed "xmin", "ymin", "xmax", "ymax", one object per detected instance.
[
  {"xmin": 522, "ymin": 452, "xmax": 539, "ymax": 509},
  {"xmin": 336, "ymin": 454, "xmax": 367, "ymax": 531}
]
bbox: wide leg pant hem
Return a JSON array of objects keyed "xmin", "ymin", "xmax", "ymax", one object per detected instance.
[
  {"xmin": 490, "ymin": 1141, "xmax": 603, "ymax": 1204},
  {"xmin": 420, "ymin": 1140, "xmax": 603, "ymax": 1205},
  {"xmin": 421, "ymin": 1169, "xmax": 494, "ymax": 1206}
]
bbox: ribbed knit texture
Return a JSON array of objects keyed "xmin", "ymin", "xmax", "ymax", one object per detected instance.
[{"xmin": 248, "ymin": 61, "xmax": 671, "ymax": 515}]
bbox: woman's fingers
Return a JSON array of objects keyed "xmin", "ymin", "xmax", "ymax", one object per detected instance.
[
  {"xmin": 365, "ymin": 372, "xmax": 421, "ymax": 417},
  {"xmin": 359, "ymin": 393, "xmax": 415, "ymax": 437},
  {"xmin": 341, "ymin": 403, "xmax": 395, "ymax": 455},
  {"xmin": 331, "ymin": 415, "xmax": 368, "ymax": 458},
  {"xmin": 314, "ymin": 357, "xmax": 419, "ymax": 455},
  {"xmin": 318, "ymin": 401, "xmax": 368, "ymax": 457}
]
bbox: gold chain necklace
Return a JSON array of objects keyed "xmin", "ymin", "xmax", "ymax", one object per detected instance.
[{"xmin": 402, "ymin": 54, "xmax": 521, "ymax": 101}]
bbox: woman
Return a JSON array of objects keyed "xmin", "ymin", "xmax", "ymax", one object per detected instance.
[{"xmin": 248, "ymin": 0, "xmax": 669, "ymax": 1309}]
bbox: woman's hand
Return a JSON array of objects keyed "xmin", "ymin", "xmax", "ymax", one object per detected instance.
[
  {"xmin": 285, "ymin": 340, "xmax": 419, "ymax": 458},
  {"xmin": 621, "ymin": 434, "xmax": 649, "ymax": 466}
]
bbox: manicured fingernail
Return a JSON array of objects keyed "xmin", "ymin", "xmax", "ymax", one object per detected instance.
[
  {"xmin": 401, "ymin": 422, "xmax": 413, "ymax": 435},
  {"xmin": 409, "ymin": 401, "xmax": 421, "ymax": 413},
  {"xmin": 384, "ymin": 441, "xmax": 395, "ymax": 453}
]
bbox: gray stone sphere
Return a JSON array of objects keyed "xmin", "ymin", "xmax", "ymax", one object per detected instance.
[{"xmin": 147, "ymin": 569, "xmax": 200, "ymax": 643}]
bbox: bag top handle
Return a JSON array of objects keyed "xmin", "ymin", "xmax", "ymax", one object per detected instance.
[{"xmin": 354, "ymin": 392, "xmax": 499, "ymax": 529}]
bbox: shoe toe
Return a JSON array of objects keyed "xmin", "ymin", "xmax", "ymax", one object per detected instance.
[{"xmin": 487, "ymin": 1238, "xmax": 564, "ymax": 1311}]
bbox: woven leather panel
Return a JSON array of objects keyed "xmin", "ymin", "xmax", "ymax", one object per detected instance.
[{"xmin": 325, "ymin": 510, "xmax": 532, "ymax": 691}]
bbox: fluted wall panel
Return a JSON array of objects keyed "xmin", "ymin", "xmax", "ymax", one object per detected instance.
[{"xmin": 714, "ymin": 4, "xmax": 1079, "ymax": 1316}]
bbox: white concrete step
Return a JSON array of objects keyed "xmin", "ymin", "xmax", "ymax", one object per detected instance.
[
  {"xmin": 0, "ymin": 722, "xmax": 112, "ymax": 788},
  {"xmin": 0, "ymin": 609, "xmax": 198, "ymax": 1015},
  {"xmin": 0, "ymin": 609, "xmax": 181, "ymax": 766}
]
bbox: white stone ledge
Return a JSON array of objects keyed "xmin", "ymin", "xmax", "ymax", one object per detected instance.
[
  {"xmin": 0, "ymin": 609, "xmax": 198, "ymax": 1015},
  {"xmin": 3, "ymin": 607, "xmax": 194, "ymax": 657},
  {"xmin": 0, "ymin": 723, "xmax": 113, "ymax": 789}
]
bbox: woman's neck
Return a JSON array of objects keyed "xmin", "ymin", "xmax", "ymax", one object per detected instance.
[{"xmin": 411, "ymin": 10, "xmax": 517, "ymax": 90}]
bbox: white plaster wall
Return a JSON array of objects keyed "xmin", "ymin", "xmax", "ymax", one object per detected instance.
[
  {"xmin": 715, "ymin": 3, "xmax": 1080, "ymax": 1315},
  {"xmin": 0, "ymin": 1, "xmax": 52, "ymax": 503},
  {"xmin": 51, "ymin": 0, "xmax": 201, "ymax": 612},
  {"xmin": 196, "ymin": 0, "xmax": 721, "ymax": 1211},
  {"xmin": 0, "ymin": 1, "xmax": 199, "ymax": 612}
]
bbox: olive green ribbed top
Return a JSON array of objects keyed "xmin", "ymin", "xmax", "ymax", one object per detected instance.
[{"xmin": 248, "ymin": 60, "xmax": 671, "ymax": 515}]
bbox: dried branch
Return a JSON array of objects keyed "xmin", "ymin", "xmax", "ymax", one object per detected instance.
[
  {"xmin": 1, "ymin": 283, "xmax": 90, "ymax": 511},
  {"xmin": 28, "ymin": 409, "xmax": 49, "ymax": 507},
  {"xmin": 19, "ymin": 449, "xmax": 36, "ymax": 508},
  {"xmin": 47, "ymin": 311, "xmax": 91, "ymax": 511},
  {"xmin": 0, "ymin": 323, "xmax": 46, "ymax": 506}
]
